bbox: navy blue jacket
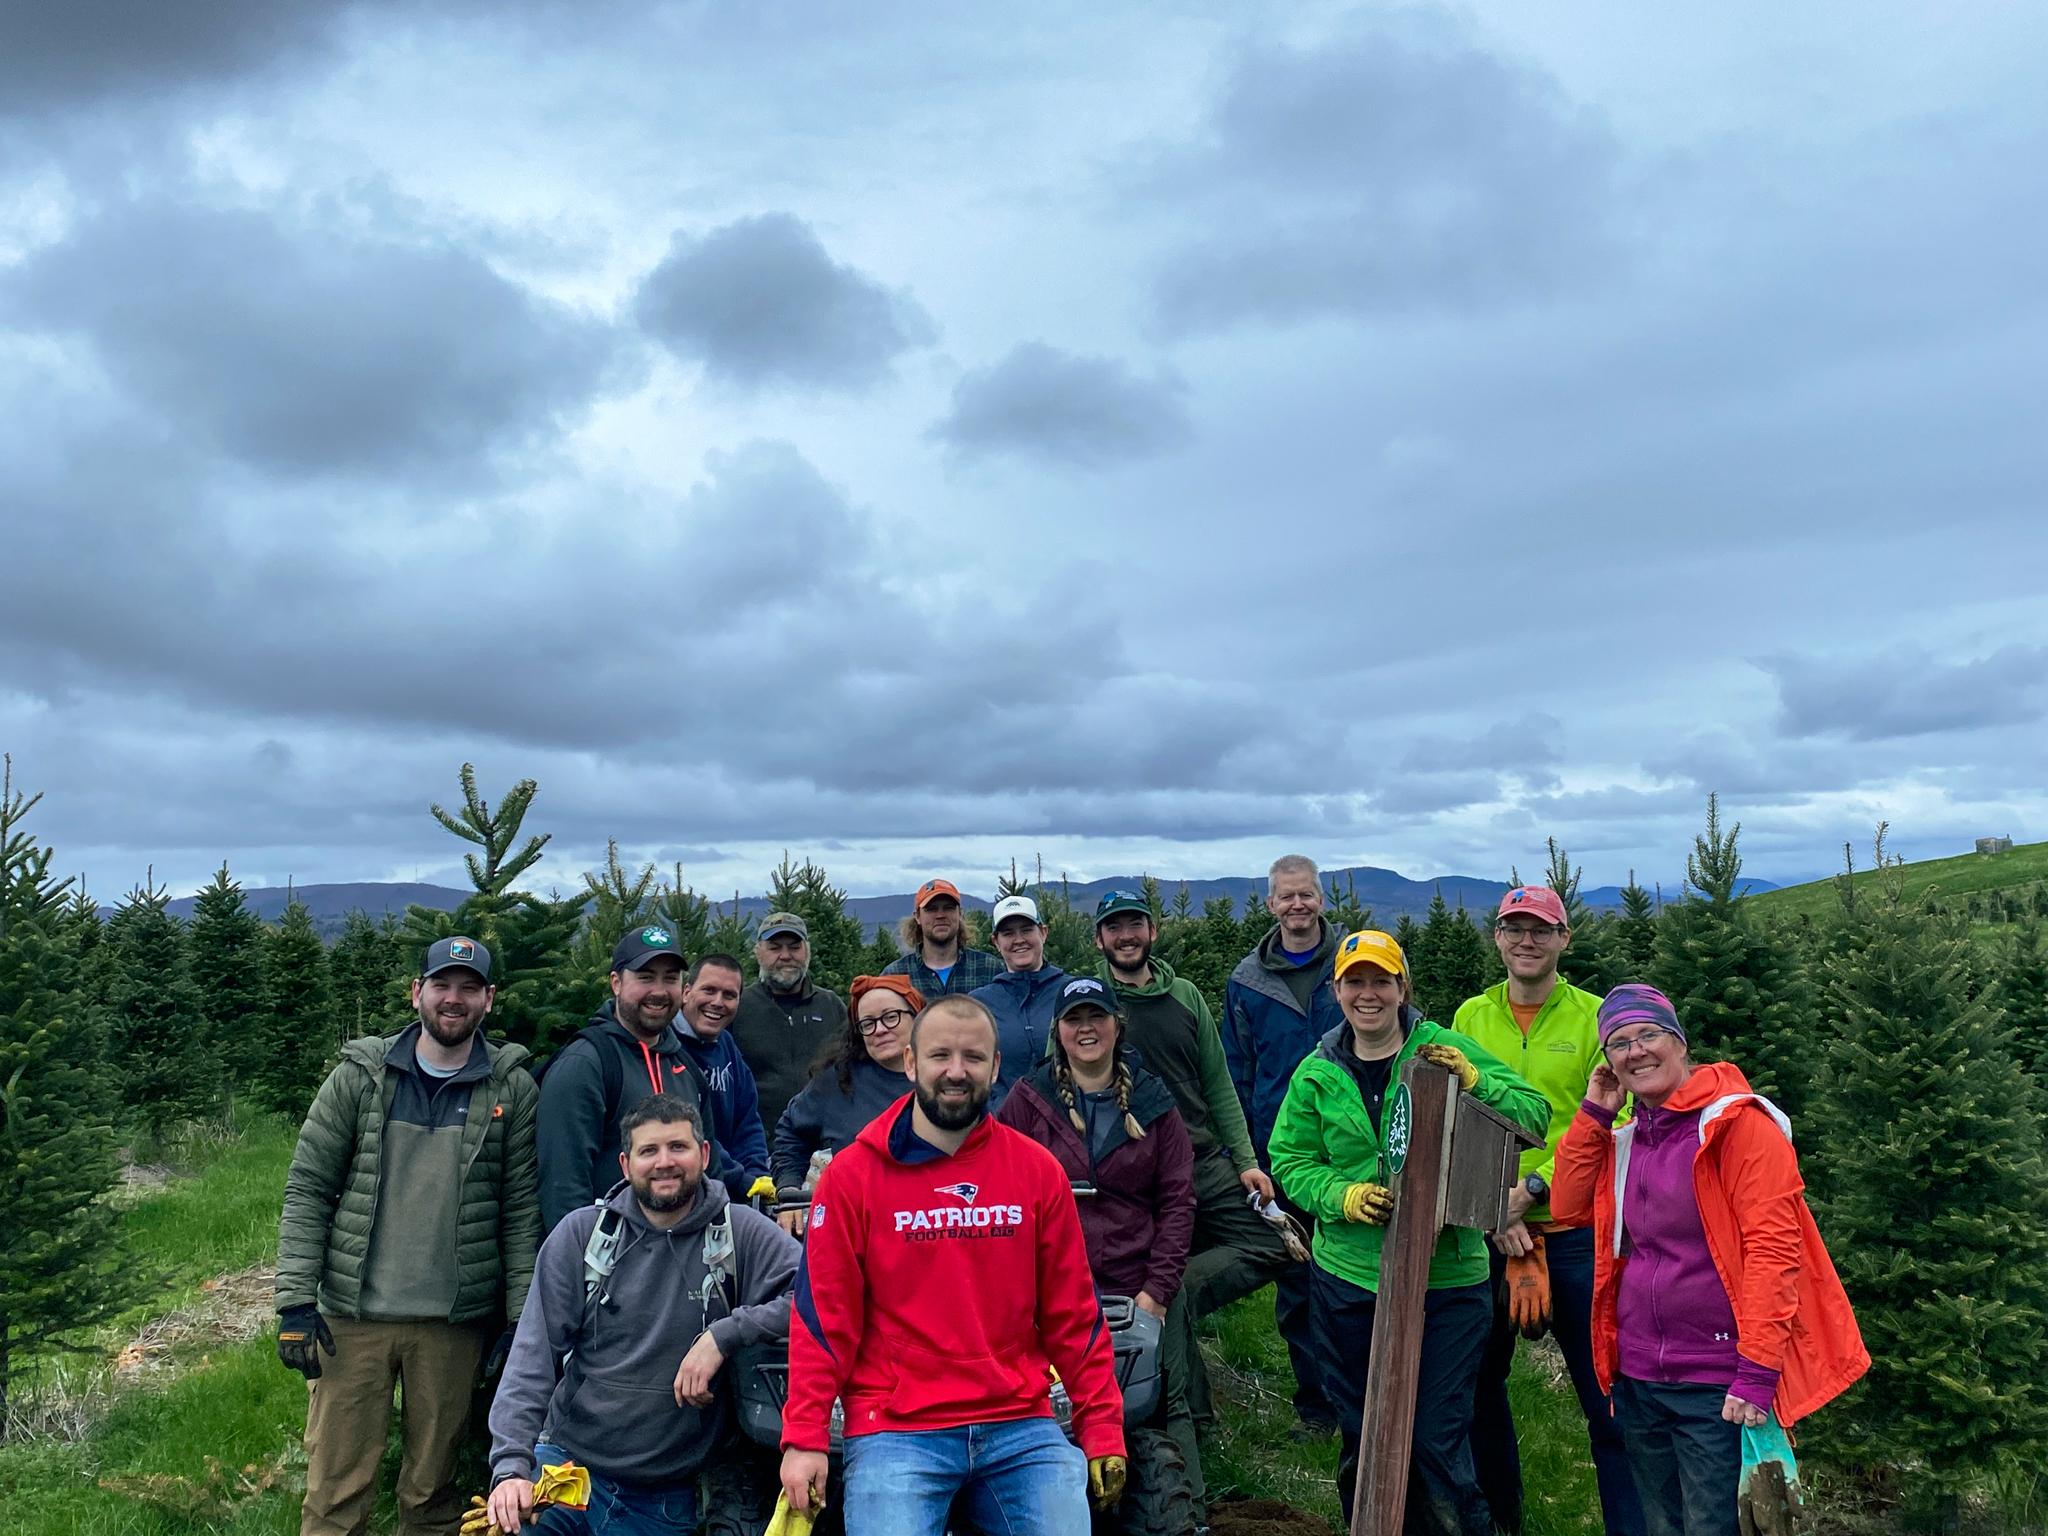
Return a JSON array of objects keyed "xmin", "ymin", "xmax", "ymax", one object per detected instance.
[
  {"xmin": 1223, "ymin": 920, "xmax": 1346, "ymax": 1156},
  {"xmin": 676, "ymin": 1026, "xmax": 772, "ymax": 1199},
  {"xmin": 970, "ymin": 964, "xmax": 1068, "ymax": 1108}
]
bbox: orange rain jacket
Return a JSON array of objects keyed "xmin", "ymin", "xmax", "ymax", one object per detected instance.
[{"xmin": 1552, "ymin": 1060, "xmax": 1869, "ymax": 1426}]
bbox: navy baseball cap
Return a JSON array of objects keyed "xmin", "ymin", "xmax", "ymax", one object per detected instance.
[
  {"xmin": 1053, "ymin": 975, "xmax": 1118, "ymax": 1021},
  {"xmin": 612, "ymin": 923, "xmax": 685, "ymax": 973},
  {"xmin": 422, "ymin": 935, "xmax": 492, "ymax": 980}
]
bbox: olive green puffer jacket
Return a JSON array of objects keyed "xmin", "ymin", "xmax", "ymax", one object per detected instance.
[{"xmin": 276, "ymin": 1032, "xmax": 540, "ymax": 1323}]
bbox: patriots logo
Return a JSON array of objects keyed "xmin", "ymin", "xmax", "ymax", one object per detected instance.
[{"xmin": 932, "ymin": 1181, "xmax": 980, "ymax": 1205}]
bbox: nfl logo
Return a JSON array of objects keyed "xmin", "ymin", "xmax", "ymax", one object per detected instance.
[{"xmin": 810, "ymin": 1203, "xmax": 825, "ymax": 1230}]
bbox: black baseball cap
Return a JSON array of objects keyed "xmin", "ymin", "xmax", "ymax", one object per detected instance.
[
  {"xmin": 612, "ymin": 923, "xmax": 685, "ymax": 973},
  {"xmin": 1094, "ymin": 889, "xmax": 1151, "ymax": 927},
  {"xmin": 422, "ymin": 935, "xmax": 493, "ymax": 980},
  {"xmin": 1053, "ymin": 975, "xmax": 1118, "ymax": 1021}
]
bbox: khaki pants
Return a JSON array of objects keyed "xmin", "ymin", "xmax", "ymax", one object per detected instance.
[{"xmin": 301, "ymin": 1316, "xmax": 487, "ymax": 1536}]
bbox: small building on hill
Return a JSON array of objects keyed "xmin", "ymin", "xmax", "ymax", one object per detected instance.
[{"xmin": 1975, "ymin": 835, "xmax": 2014, "ymax": 856}]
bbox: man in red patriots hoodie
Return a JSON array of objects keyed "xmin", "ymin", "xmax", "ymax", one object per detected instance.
[{"xmin": 778, "ymin": 994, "xmax": 1128, "ymax": 1535}]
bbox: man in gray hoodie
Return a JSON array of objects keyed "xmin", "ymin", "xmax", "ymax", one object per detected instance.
[{"xmin": 484, "ymin": 1094, "xmax": 799, "ymax": 1534}]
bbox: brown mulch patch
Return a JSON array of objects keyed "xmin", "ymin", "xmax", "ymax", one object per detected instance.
[{"xmin": 1208, "ymin": 1495, "xmax": 1340, "ymax": 1535}]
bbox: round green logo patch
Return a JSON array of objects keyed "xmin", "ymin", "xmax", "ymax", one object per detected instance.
[
  {"xmin": 641, "ymin": 926, "xmax": 672, "ymax": 946},
  {"xmin": 1386, "ymin": 1082, "xmax": 1413, "ymax": 1174}
]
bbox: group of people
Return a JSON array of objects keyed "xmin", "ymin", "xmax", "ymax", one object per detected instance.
[{"xmin": 275, "ymin": 859, "xmax": 1868, "ymax": 1536}]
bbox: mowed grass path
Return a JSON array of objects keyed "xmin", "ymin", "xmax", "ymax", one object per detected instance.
[{"xmin": 3, "ymin": 1120, "xmax": 1605, "ymax": 1535}]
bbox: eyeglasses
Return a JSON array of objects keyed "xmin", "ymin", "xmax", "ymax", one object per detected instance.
[
  {"xmin": 858, "ymin": 1008, "xmax": 914, "ymax": 1035},
  {"xmin": 1602, "ymin": 1029, "xmax": 1669, "ymax": 1058},
  {"xmin": 1495, "ymin": 922, "xmax": 1563, "ymax": 941}
]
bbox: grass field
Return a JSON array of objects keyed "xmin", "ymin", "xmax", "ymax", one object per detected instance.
[
  {"xmin": 1750, "ymin": 838, "xmax": 2048, "ymax": 923},
  {"xmin": 2, "ymin": 1122, "xmax": 1606, "ymax": 1536}
]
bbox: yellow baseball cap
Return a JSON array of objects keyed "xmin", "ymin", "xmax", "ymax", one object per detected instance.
[{"xmin": 1334, "ymin": 929, "xmax": 1407, "ymax": 981}]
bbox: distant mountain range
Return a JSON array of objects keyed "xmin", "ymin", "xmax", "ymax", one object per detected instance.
[{"xmin": 137, "ymin": 866, "xmax": 1776, "ymax": 940}]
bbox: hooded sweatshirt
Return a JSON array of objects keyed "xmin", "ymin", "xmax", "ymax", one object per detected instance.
[
  {"xmin": 674, "ymin": 1024, "xmax": 772, "ymax": 1199},
  {"xmin": 970, "ymin": 964, "xmax": 1068, "ymax": 1106},
  {"xmin": 784, "ymin": 1096, "xmax": 1126, "ymax": 1460},
  {"xmin": 1109, "ymin": 957, "xmax": 1260, "ymax": 1176},
  {"xmin": 488, "ymin": 1178, "xmax": 799, "ymax": 1488},
  {"xmin": 536, "ymin": 1001, "xmax": 715, "ymax": 1232},
  {"xmin": 771, "ymin": 1055, "xmax": 908, "ymax": 1190}
]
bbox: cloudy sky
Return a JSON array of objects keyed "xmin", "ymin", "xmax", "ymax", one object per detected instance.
[{"xmin": 4, "ymin": 2, "xmax": 2043, "ymax": 907}]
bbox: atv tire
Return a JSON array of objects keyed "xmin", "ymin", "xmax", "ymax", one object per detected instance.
[
  {"xmin": 1104, "ymin": 1426, "xmax": 1201, "ymax": 1536},
  {"xmin": 699, "ymin": 1450, "xmax": 778, "ymax": 1536}
]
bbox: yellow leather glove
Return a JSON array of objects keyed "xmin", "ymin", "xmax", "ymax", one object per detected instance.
[
  {"xmin": 765, "ymin": 1491, "xmax": 819, "ymax": 1536},
  {"xmin": 533, "ymin": 1462, "xmax": 591, "ymax": 1511},
  {"xmin": 459, "ymin": 1497, "xmax": 493, "ymax": 1536},
  {"xmin": 1342, "ymin": 1181, "xmax": 1395, "ymax": 1224},
  {"xmin": 1088, "ymin": 1455, "xmax": 1127, "ymax": 1510},
  {"xmin": 1418, "ymin": 1041, "xmax": 1480, "ymax": 1092},
  {"xmin": 747, "ymin": 1174, "xmax": 779, "ymax": 1202}
]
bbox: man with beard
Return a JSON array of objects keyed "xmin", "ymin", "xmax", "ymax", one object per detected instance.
[
  {"xmin": 780, "ymin": 996, "xmax": 1127, "ymax": 1535},
  {"xmin": 277, "ymin": 936, "xmax": 540, "ymax": 1536},
  {"xmin": 537, "ymin": 925, "xmax": 718, "ymax": 1233},
  {"xmin": 1224, "ymin": 854, "xmax": 1348, "ymax": 1438},
  {"xmin": 883, "ymin": 878, "xmax": 1003, "ymax": 998},
  {"xmin": 674, "ymin": 953, "xmax": 774, "ymax": 1202},
  {"xmin": 730, "ymin": 913, "xmax": 847, "ymax": 1143},
  {"xmin": 1094, "ymin": 891, "xmax": 1292, "ymax": 1445},
  {"xmin": 484, "ymin": 1096, "xmax": 800, "ymax": 1536}
]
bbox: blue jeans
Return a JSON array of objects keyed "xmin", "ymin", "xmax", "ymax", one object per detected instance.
[
  {"xmin": 840, "ymin": 1418, "xmax": 1089, "ymax": 1536},
  {"xmin": 1610, "ymin": 1379, "xmax": 1740, "ymax": 1536},
  {"xmin": 528, "ymin": 1443, "xmax": 698, "ymax": 1536},
  {"xmin": 1472, "ymin": 1227, "xmax": 1647, "ymax": 1536}
]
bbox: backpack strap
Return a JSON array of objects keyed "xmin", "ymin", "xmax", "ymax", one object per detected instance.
[{"xmin": 699, "ymin": 1205, "xmax": 737, "ymax": 1320}]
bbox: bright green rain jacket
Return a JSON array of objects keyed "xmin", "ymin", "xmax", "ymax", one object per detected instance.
[
  {"xmin": 1451, "ymin": 979, "xmax": 1605, "ymax": 1224},
  {"xmin": 1268, "ymin": 1015, "xmax": 1547, "ymax": 1294}
]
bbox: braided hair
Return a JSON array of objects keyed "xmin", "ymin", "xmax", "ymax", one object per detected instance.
[{"xmin": 1050, "ymin": 1016, "xmax": 1145, "ymax": 1143}]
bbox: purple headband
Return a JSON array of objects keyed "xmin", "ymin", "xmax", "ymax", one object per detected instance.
[{"xmin": 1597, "ymin": 984, "xmax": 1686, "ymax": 1046}]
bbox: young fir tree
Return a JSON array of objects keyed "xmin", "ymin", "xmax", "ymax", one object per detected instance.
[
  {"xmin": 1321, "ymin": 871, "xmax": 1372, "ymax": 937},
  {"xmin": 105, "ymin": 872, "xmax": 216, "ymax": 1141},
  {"xmin": 0, "ymin": 758, "xmax": 132, "ymax": 1427},
  {"xmin": 1995, "ymin": 920, "xmax": 2048, "ymax": 1082},
  {"xmin": 704, "ymin": 900, "xmax": 756, "ymax": 978},
  {"xmin": 329, "ymin": 911, "xmax": 404, "ymax": 1040},
  {"xmin": 765, "ymin": 854, "xmax": 865, "ymax": 994},
  {"xmin": 1238, "ymin": 890, "xmax": 1275, "ymax": 953},
  {"xmin": 1408, "ymin": 888, "xmax": 1492, "ymax": 1022},
  {"xmin": 186, "ymin": 863, "xmax": 270, "ymax": 1104},
  {"xmin": 568, "ymin": 840, "xmax": 659, "ymax": 1000},
  {"xmin": 1392, "ymin": 912, "xmax": 1422, "ymax": 966},
  {"xmin": 1807, "ymin": 866, "xmax": 2048, "ymax": 1512},
  {"xmin": 860, "ymin": 924, "xmax": 900, "ymax": 974},
  {"xmin": 1651, "ymin": 795, "xmax": 1815, "ymax": 1119},
  {"xmin": 650, "ymin": 865, "xmax": 713, "ymax": 964},
  {"xmin": 261, "ymin": 899, "xmax": 338, "ymax": 1115},
  {"xmin": 1529, "ymin": 837, "xmax": 1609, "ymax": 990},
  {"xmin": 395, "ymin": 765, "xmax": 580, "ymax": 1052},
  {"xmin": 1609, "ymin": 870, "xmax": 1659, "ymax": 982}
]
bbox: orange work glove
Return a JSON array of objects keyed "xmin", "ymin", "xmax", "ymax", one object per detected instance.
[{"xmin": 1505, "ymin": 1234, "xmax": 1551, "ymax": 1340}]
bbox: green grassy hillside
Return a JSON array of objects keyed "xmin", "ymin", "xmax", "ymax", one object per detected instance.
[{"xmin": 1750, "ymin": 838, "xmax": 2048, "ymax": 923}]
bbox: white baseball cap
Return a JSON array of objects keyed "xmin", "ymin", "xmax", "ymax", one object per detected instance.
[{"xmin": 991, "ymin": 894, "xmax": 1042, "ymax": 928}]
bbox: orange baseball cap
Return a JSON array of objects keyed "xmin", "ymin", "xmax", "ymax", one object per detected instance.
[
  {"xmin": 1334, "ymin": 929, "xmax": 1407, "ymax": 980},
  {"xmin": 915, "ymin": 878, "xmax": 962, "ymax": 910}
]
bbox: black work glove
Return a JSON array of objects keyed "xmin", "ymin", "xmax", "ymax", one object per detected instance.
[
  {"xmin": 481, "ymin": 1325, "xmax": 516, "ymax": 1388},
  {"xmin": 278, "ymin": 1305, "xmax": 336, "ymax": 1379}
]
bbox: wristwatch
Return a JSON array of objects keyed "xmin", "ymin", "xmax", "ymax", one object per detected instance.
[{"xmin": 1523, "ymin": 1173, "xmax": 1549, "ymax": 1202}]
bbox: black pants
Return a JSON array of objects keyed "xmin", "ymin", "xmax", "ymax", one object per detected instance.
[
  {"xmin": 1471, "ymin": 1226, "xmax": 1645, "ymax": 1536},
  {"xmin": 1311, "ymin": 1266, "xmax": 1492, "ymax": 1536},
  {"xmin": 1181, "ymin": 1153, "xmax": 1321, "ymax": 1426},
  {"xmin": 1611, "ymin": 1378, "xmax": 1740, "ymax": 1536}
]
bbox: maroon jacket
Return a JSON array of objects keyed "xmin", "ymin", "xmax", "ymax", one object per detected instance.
[{"xmin": 995, "ymin": 1058, "xmax": 1196, "ymax": 1307}]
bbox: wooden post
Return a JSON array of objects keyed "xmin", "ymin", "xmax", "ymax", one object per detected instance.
[{"xmin": 1351, "ymin": 1058, "xmax": 1457, "ymax": 1536}]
